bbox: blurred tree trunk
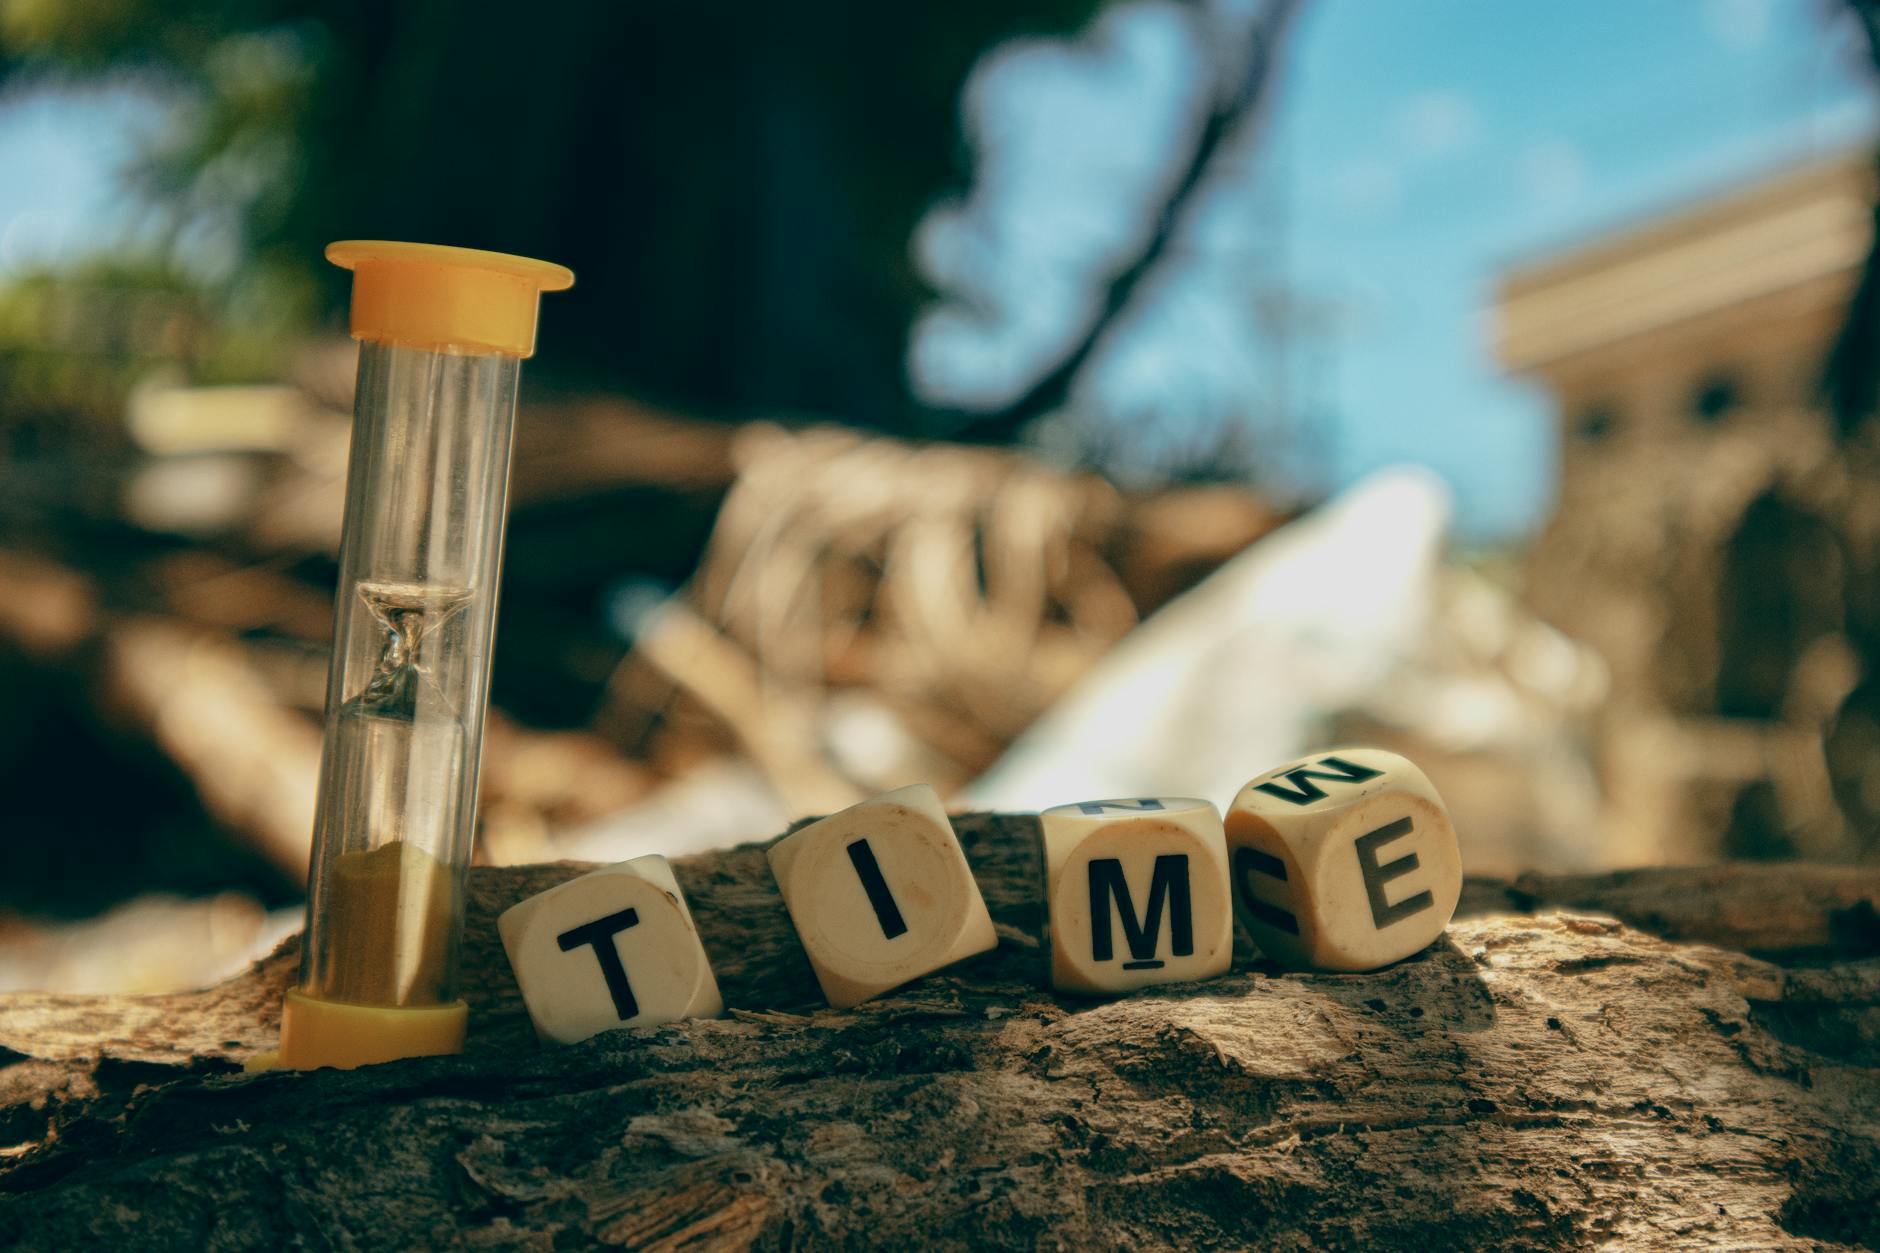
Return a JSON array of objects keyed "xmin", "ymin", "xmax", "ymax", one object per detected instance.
[
  {"xmin": 1819, "ymin": 2, "xmax": 1880, "ymax": 855},
  {"xmin": 1827, "ymin": 0, "xmax": 1880, "ymax": 439},
  {"xmin": 0, "ymin": 0, "xmax": 1108, "ymax": 435}
]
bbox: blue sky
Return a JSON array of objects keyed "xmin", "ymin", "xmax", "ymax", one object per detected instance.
[
  {"xmin": 913, "ymin": 0, "xmax": 1879, "ymax": 540},
  {"xmin": 0, "ymin": 87, "xmax": 153, "ymax": 272},
  {"xmin": 3, "ymin": 2, "xmax": 1875, "ymax": 542}
]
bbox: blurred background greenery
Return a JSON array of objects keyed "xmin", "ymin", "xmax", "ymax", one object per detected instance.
[{"xmin": 0, "ymin": 0, "xmax": 1118, "ymax": 429}]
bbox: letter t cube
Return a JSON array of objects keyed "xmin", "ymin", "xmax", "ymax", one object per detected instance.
[{"xmin": 498, "ymin": 855, "xmax": 723, "ymax": 1045}]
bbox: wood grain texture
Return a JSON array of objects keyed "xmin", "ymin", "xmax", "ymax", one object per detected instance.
[{"xmin": 3, "ymin": 814, "xmax": 1878, "ymax": 1250}]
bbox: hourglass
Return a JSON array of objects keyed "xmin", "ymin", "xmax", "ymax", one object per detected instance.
[{"xmin": 250, "ymin": 241, "xmax": 571, "ymax": 1070}]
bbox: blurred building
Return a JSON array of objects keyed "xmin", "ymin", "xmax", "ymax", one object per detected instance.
[{"xmin": 1497, "ymin": 151, "xmax": 1876, "ymax": 863}]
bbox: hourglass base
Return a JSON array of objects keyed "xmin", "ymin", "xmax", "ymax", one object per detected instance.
[{"xmin": 244, "ymin": 989, "xmax": 467, "ymax": 1072}]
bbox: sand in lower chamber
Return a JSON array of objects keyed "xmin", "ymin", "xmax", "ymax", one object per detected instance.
[{"xmin": 316, "ymin": 840, "xmax": 457, "ymax": 1006}]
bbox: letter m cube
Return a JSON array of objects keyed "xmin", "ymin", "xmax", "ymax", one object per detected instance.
[{"xmin": 1042, "ymin": 797, "xmax": 1233, "ymax": 994}]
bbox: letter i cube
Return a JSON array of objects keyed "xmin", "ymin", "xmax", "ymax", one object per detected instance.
[
  {"xmin": 1041, "ymin": 797, "xmax": 1233, "ymax": 995},
  {"xmin": 1226, "ymin": 747, "xmax": 1461, "ymax": 971},
  {"xmin": 499, "ymin": 855, "xmax": 724, "ymax": 1045},
  {"xmin": 767, "ymin": 784, "xmax": 997, "ymax": 1009}
]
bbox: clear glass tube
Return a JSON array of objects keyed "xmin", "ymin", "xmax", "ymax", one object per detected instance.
[{"xmin": 299, "ymin": 341, "xmax": 521, "ymax": 1007}]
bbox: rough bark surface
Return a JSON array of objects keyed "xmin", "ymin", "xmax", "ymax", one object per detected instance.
[{"xmin": 2, "ymin": 816, "xmax": 1878, "ymax": 1250}]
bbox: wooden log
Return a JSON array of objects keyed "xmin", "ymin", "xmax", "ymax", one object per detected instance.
[{"xmin": 2, "ymin": 816, "xmax": 1877, "ymax": 1249}]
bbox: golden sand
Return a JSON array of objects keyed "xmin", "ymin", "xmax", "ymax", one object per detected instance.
[{"xmin": 312, "ymin": 840, "xmax": 458, "ymax": 1006}]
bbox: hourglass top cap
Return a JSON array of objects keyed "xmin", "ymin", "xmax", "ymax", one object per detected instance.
[{"xmin": 327, "ymin": 241, "xmax": 575, "ymax": 359}]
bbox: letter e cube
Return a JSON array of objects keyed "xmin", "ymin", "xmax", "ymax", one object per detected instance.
[{"xmin": 1226, "ymin": 748, "xmax": 1460, "ymax": 971}]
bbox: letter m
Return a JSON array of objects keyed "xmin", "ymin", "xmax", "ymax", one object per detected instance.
[
  {"xmin": 1088, "ymin": 855, "xmax": 1193, "ymax": 962},
  {"xmin": 1252, "ymin": 756, "xmax": 1383, "ymax": 807}
]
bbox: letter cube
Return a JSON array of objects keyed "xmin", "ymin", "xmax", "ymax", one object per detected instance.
[
  {"xmin": 767, "ymin": 784, "xmax": 997, "ymax": 1008},
  {"xmin": 1041, "ymin": 797, "xmax": 1233, "ymax": 995},
  {"xmin": 498, "ymin": 854, "xmax": 723, "ymax": 1045},
  {"xmin": 1226, "ymin": 747, "xmax": 1461, "ymax": 971}
]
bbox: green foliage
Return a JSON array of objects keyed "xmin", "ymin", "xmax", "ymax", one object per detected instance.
[
  {"xmin": 0, "ymin": 0, "xmax": 1107, "ymax": 430},
  {"xmin": 0, "ymin": 257, "xmax": 198, "ymax": 427}
]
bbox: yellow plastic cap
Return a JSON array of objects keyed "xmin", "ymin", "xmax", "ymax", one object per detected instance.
[
  {"xmin": 244, "ymin": 988, "xmax": 469, "ymax": 1072},
  {"xmin": 327, "ymin": 240, "xmax": 574, "ymax": 358}
]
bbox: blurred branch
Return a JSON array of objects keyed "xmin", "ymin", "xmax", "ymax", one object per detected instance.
[
  {"xmin": 105, "ymin": 619, "xmax": 322, "ymax": 881},
  {"xmin": 1825, "ymin": 0, "xmax": 1880, "ymax": 436},
  {"xmin": 951, "ymin": 0, "xmax": 1305, "ymax": 445}
]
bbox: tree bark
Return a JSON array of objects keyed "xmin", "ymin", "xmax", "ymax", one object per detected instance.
[{"xmin": 2, "ymin": 815, "xmax": 1878, "ymax": 1250}]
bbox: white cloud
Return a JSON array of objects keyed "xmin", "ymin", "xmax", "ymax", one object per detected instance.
[
  {"xmin": 1331, "ymin": 157, "xmax": 1404, "ymax": 219},
  {"xmin": 1397, "ymin": 90, "xmax": 1482, "ymax": 159},
  {"xmin": 1704, "ymin": 0, "xmax": 1772, "ymax": 52},
  {"xmin": 1519, "ymin": 138, "xmax": 1588, "ymax": 205},
  {"xmin": 1316, "ymin": 89, "xmax": 1478, "ymax": 224}
]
